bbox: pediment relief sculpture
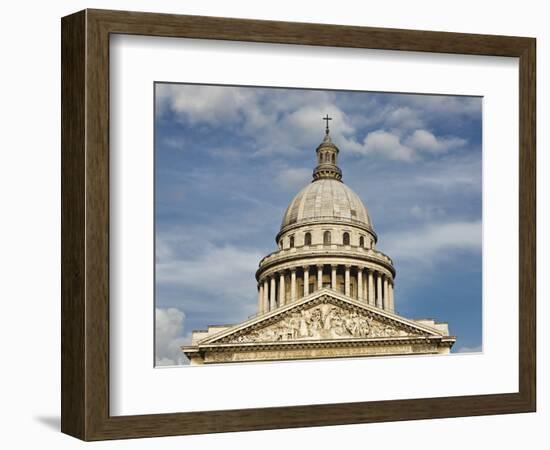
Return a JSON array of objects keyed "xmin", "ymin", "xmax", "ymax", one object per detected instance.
[{"xmin": 220, "ymin": 302, "xmax": 422, "ymax": 344}]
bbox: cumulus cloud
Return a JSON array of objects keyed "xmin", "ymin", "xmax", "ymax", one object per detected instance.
[
  {"xmin": 156, "ymin": 83, "xmax": 266, "ymax": 126},
  {"xmin": 253, "ymin": 103, "xmax": 354, "ymax": 156},
  {"xmin": 361, "ymin": 130, "xmax": 416, "ymax": 161},
  {"xmin": 155, "ymin": 307, "xmax": 189, "ymax": 366},
  {"xmin": 157, "ymin": 83, "xmax": 473, "ymax": 163},
  {"xmin": 156, "ymin": 246, "xmax": 263, "ymax": 295},
  {"xmin": 157, "ymin": 83, "xmax": 341, "ymax": 156},
  {"xmin": 383, "ymin": 220, "xmax": 482, "ymax": 264},
  {"xmin": 157, "ymin": 239, "xmax": 263, "ymax": 301},
  {"xmin": 384, "ymin": 106, "xmax": 424, "ymax": 130},
  {"xmin": 356, "ymin": 128, "xmax": 466, "ymax": 161},
  {"xmin": 405, "ymin": 129, "xmax": 466, "ymax": 153}
]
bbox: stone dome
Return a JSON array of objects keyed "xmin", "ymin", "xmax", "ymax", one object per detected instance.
[{"xmin": 280, "ymin": 178, "xmax": 373, "ymax": 232}]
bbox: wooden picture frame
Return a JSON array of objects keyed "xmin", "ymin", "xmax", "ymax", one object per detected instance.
[{"xmin": 61, "ymin": 8, "xmax": 536, "ymax": 441}]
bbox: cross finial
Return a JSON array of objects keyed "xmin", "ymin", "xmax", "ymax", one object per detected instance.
[{"xmin": 323, "ymin": 114, "xmax": 332, "ymax": 134}]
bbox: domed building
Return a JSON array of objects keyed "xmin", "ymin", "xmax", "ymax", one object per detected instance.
[{"xmin": 182, "ymin": 119, "xmax": 455, "ymax": 365}]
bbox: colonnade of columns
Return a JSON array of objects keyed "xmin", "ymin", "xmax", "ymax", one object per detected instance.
[{"xmin": 257, "ymin": 264, "xmax": 394, "ymax": 314}]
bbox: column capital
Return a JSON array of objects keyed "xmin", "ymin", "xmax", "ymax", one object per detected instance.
[
  {"xmin": 316, "ymin": 264, "xmax": 324, "ymax": 270},
  {"xmin": 302, "ymin": 265, "xmax": 310, "ymax": 271},
  {"xmin": 344, "ymin": 264, "xmax": 352, "ymax": 269},
  {"xmin": 290, "ymin": 266, "xmax": 297, "ymax": 273}
]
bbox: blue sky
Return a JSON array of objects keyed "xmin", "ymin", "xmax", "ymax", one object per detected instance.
[{"xmin": 154, "ymin": 83, "xmax": 482, "ymax": 366}]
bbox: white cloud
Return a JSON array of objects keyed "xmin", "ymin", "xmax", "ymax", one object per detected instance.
[
  {"xmin": 157, "ymin": 84, "xmax": 474, "ymax": 164},
  {"xmin": 253, "ymin": 103, "xmax": 354, "ymax": 156},
  {"xmin": 383, "ymin": 220, "xmax": 482, "ymax": 264},
  {"xmin": 155, "ymin": 307, "xmax": 189, "ymax": 366},
  {"xmin": 282, "ymin": 104, "xmax": 354, "ymax": 138},
  {"xmin": 361, "ymin": 130, "xmax": 416, "ymax": 161},
  {"xmin": 275, "ymin": 167, "xmax": 311, "ymax": 191},
  {"xmin": 157, "ymin": 84, "xmax": 341, "ymax": 157},
  {"xmin": 384, "ymin": 106, "xmax": 424, "ymax": 130},
  {"xmin": 357, "ymin": 128, "xmax": 466, "ymax": 161},
  {"xmin": 156, "ymin": 232, "xmax": 263, "ymax": 303},
  {"xmin": 157, "ymin": 84, "xmax": 265, "ymax": 126},
  {"xmin": 405, "ymin": 129, "xmax": 466, "ymax": 153}
]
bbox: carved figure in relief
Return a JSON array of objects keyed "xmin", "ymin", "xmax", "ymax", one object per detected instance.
[
  {"xmin": 288, "ymin": 314, "xmax": 300, "ymax": 339},
  {"xmin": 298, "ymin": 311, "xmax": 309, "ymax": 338},
  {"xmin": 344, "ymin": 311, "xmax": 359, "ymax": 336},
  {"xmin": 308, "ymin": 308, "xmax": 323, "ymax": 338},
  {"xmin": 358, "ymin": 316, "xmax": 371, "ymax": 337}
]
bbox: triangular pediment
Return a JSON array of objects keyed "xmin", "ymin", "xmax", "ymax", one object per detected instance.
[{"xmin": 199, "ymin": 289, "xmax": 445, "ymax": 346}]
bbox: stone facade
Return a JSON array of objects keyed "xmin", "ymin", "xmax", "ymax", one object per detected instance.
[
  {"xmin": 182, "ymin": 122, "xmax": 455, "ymax": 364},
  {"xmin": 182, "ymin": 290, "xmax": 454, "ymax": 365}
]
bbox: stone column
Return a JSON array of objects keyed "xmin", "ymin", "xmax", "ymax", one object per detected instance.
[
  {"xmin": 303, "ymin": 266, "xmax": 310, "ymax": 296},
  {"xmin": 376, "ymin": 272, "xmax": 383, "ymax": 308},
  {"xmin": 279, "ymin": 272, "xmax": 286, "ymax": 306},
  {"xmin": 357, "ymin": 268, "xmax": 363, "ymax": 301},
  {"xmin": 345, "ymin": 265, "xmax": 351, "ymax": 297},
  {"xmin": 263, "ymin": 278, "xmax": 269, "ymax": 312},
  {"xmin": 258, "ymin": 283, "xmax": 263, "ymax": 313},
  {"xmin": 388, "ymin": 281, "xmax": 395, "ymax": 312},
  {"xmin": 290, "ymin": 268, "xmax": 297, "ymax": 302},
  {"xmin": 317, "ymin": 264, "xmax": 323, "ymax": 290},
  {"xmin": 383, "ymin": 276, "xmax": 389, "ymax": 310},
  {"xmin": 331, "ymin": 265, "xmax": 337, "ymax": 291},
  {"xmin": 368, "ymin": 269, "xmax": 375, "ymax": 306},
  {"xmin": 270, "ymin": 275, "xmax": 277, "ymax": 310}
]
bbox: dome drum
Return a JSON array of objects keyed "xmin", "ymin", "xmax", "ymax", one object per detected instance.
[{"xmin": 276, "ymin": 222, "xmax": 377, "ymax": 251}]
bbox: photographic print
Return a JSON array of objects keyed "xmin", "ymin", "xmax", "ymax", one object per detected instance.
[{"xmin": 154, "ymin": 83, "xmax": 482, "ymax": 366}]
